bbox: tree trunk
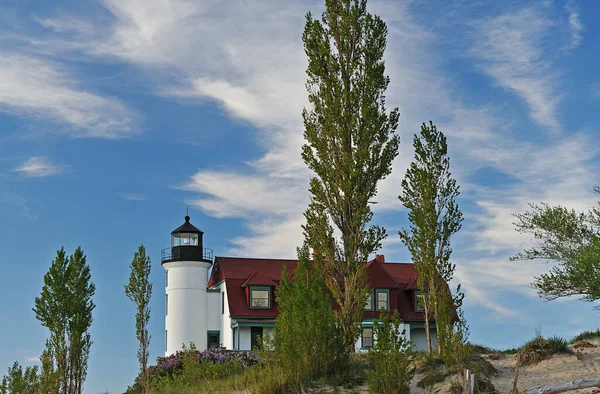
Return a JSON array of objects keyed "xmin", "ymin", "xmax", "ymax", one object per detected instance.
[
  {"xmin": 423, "ymin": 298, "xmax": 432, "ymax": 354},
  {"xmin": 526, "ymin": 377, "xmax": 600, "ymax": 394}
]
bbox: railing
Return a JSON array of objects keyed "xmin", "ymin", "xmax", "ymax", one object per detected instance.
[{"xmin": 161, "ymin": 246, "xmax": 213, "ymax": 262}]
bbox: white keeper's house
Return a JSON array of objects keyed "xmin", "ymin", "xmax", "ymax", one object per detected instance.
[{"xmin": 162, "ymin": 215, "xmax": 439, "ymax": 356}]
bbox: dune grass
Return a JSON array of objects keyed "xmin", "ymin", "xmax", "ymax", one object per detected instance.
[{"xmin": 570, "ymin": 328, "xmax": 600, "ymax": 343}]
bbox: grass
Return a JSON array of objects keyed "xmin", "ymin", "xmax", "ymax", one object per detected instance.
[
  {"xmin": 516, "ymin": 335, "xmax": 571, "ymax": 367},
  {"xmin": 570, "ymin": 328, "xmax": 600, "ymax": 343}
]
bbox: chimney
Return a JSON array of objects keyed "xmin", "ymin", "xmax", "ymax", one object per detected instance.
[{"xmin": 375, "ymin": 254, "xmax": 385, "ymax": 264}]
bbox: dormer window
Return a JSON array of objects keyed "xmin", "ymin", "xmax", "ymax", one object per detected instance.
[
  {"xmin": 415, "ymin": 290, "xmax": 425, "ymax": 312},
  {"xmin": 250, "ymin": 286, "xmax": 270, "ymax": 309},
  {"xmin": 376, "ymin": 289, "xmax": 389, "ymax": 312}
]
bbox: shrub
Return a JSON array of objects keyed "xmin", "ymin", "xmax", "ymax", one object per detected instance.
[
  {"xmin": 367, "ymin": 311, "xmax": 414, "ymax": 394},
  {"xmin": 263, "ymin": 244, "xmax": 347, "ymax": 391},
  {"xmin": 517, "ymin": 335, "xmax": 570, "ymax": 367}
]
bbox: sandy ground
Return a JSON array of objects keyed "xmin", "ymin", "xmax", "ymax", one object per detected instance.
[
  {"xmin": 307, "ymin": 337, "xmax": 600, "ymax": 393},
  {"xmin": 410, "ymin": 337, "xmax": 600, "ymax": 394}
]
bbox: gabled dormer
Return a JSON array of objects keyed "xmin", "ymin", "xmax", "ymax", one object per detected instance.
[{"xmin": 241, "ymin": 270, "xmax": 277, "ymax": 309}]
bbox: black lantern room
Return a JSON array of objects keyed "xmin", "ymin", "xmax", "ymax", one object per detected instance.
[{"xmin": 161, "ymin": 215, "xmax": 213, "ymax": 264}]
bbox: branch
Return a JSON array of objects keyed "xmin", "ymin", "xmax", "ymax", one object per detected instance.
[{"xmin": 526, "ymin": 377, "xmax": 600, "ymax": 394}]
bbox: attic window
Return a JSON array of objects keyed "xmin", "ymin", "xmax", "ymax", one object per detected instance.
[
  {"xmin": 415, "ymin": 290, "xmax": 425, "ymax": 312},
  {"xmin": 376, "ymin": 289, "xmax": 389, "ymax": 312},
  {"xmin": 250, "ymin": 286, "xmax": 270, "ymax": 309}
]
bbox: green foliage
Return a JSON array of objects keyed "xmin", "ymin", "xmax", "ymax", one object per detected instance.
[
  {"xmin": 398, "ymin": 121, "xmax": 463, "ymax": 355},
  {"xmin": 301, "ymin": 0, "xmax": 400, "ymax": 352},
  {"xmin": 0, "ymin": 361, "xmax": 40, "ymax": 394},
  {"xmin": 366, "ymin": 311, "xmax": 414, "ymax": 394},
  {"xmin": 512, "ymin": 186, "xmax": 600, "ymax": 304},
  {"xmin": 33, "ymin": 246, "xmax": 95, "ymax": 394},
  {"xmin": 124, "ymin": 245, "xmax": 153, "ymax": 394},
  {"xmin": 264, "ymin": 243, "xmax": 347, "ymax": 390},
  {"xmin": 571, "ymin": 328, "xmax": 600, "ymax": 343}
]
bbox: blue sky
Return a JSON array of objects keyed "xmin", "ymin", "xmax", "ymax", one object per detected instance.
[{"xmin": 0, "ymin": 0, "xmax": 599, "ymax": 392}]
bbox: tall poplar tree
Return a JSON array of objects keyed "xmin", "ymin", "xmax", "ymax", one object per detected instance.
[
  {"xmin": 33, "ymin": 247, "xmax": 95, "ymax": 394},
  {"xmin": 398, "ymin": 121, "xmax": 463, "ymax": 354},
  {"xmin": 124, "ymin": 245, "xmax": 152, "ymax": 394},
  {"xmin": 302, "ymin": 0, "xmax": 400, "ymax": 352}
]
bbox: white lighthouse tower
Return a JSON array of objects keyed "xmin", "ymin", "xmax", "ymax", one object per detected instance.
[{"xmin": 162, "ymin": 215, "xmax": 213, "ymax": 356}]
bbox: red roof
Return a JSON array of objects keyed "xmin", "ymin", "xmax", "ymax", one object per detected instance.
[
  {"xmin": 241, "ymin": 270, "xmax": 278, "ymax": 287},
  {"xmin": 207, "ymin": 255, "xmax": 442, "ymax": 322}
]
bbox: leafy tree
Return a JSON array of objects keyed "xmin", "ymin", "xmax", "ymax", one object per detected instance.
[
  {"xmin": 301, "ymin": 0, "xmax": 400, "ymax": 352},
  {"xmin": 511, "ymin": 186, "xmax": 600, "ymax": 304},
  {"xmin": 0, "ymin": 361, "xmax": 40, "ymax": 394},
  {"xmin": 367, "ymin": 311, "xmax": 414, "ymax": 394},
  {"xmin": 267, "ymin": 243, "xmax": 346, "ymax": 389},
  {"xmin": 124, "ymin": 245, "xmax": 153, "ymax": 394},
  {"xmin": 398, "ymin": 121, "xmax": 463, "ymax": 354},
  {"xmin": 33, "ymin": 247, "xmax": 95, "ymax": 394}
]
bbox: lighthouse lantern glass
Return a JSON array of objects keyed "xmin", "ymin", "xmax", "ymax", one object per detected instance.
[{"xmin": 172, "ymin": 233, "xmax": 199, "ymax": 247}]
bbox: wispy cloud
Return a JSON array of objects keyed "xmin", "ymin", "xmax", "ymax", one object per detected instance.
[
  {"xmin": 23, "ymin": 355, "xmax": 39, "ymax": 362},
  {"xmin": 0, "ymin": 54, "xmax": 136, "ymax": 138},
  {"xmin": 566, "ymin": 0, "xmax": 584, "ymax": 49},
  {"xmin": 470, "ymin": 8, "xmax": 562, "ymax": 130},
  {"xmin": 120, "ymin": 192, "xmax": 148, "ymax": 201},
  {"xmin": 0, "ymin": 191, "xmax": 37, "ymax": 220},
  {"xmin": 14, "ymin": 156, "xmax": 68, "ymax": 177},
  {"xmin": 25, "ymin": 0, "xmax": 598, "ymax": 320}
]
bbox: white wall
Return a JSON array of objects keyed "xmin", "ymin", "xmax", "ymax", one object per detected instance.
[
  {"xmin": 220, "ymin": 282, "xmax": 233, "ymax": 349},
  {"xmin": 164, "ymin": 260, "xmax": 211, "ymax": 356},
  {"xmin": 206, "ymin": 291, "xmax": 220, "ymax": 331}
]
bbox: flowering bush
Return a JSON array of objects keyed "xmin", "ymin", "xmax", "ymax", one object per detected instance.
[
  {"xmin": 125, "ymin": 346, "xmax": 259, "ymax": 393},
  {"xmin": 148, "ymin": 347, "xmax": 259, "ymax": 379}
]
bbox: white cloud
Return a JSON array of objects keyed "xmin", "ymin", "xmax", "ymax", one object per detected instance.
[
  {"xmin": 470, "ymin": 8, "xmax": 562, "ymax": 130},
  {"xmin": 23, "ymin": 355, "xmax": 40, "ymax": 362},
  {"xmin": 13, "ymin": 156, "xmax": 68, "ymax": 177},
  {"xmin": 0, "ymin": 54, "xmax": 135, "ymax": 138},
  {"xmin": 566, "ymin": 1, "xmax": 583, "ymax": 49}
]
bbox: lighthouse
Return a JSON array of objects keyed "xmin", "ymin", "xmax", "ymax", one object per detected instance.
[{"xmin": 162, "ymin": 215, "xmax": 213, "ymax": 356}]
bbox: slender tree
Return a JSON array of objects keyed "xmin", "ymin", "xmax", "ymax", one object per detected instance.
[
  {"xmin": 301, "ymin": 0, "xmax": 400, "ymax": 352},
  {"xmin": 511, "ymin": 186, "xmax": 600, "ymax": 304},
  {"xmin": 33, "ymin": 247, "xmax": 95, "ymax": 394},
  {"xmin": 124, "ymin": 245, "xmax": 153, "ymax": 394},
  {"xmin": 398, "ymin": 121, "xmax": 463, "ymax": 354}
]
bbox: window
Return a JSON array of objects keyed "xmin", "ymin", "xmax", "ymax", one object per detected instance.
[
  {"xmin": 221, "ymin": 291, "xmax": 225, "ymax": 315},
  {"xmin": 376, "ymin": 289, "xmax": 389, "ymax": 311},
  {"xmin": 165, "ymin": 294, "xmax": 168, "ymax": 315},
  {"xmin": 207, "ymin": 331, "xmax": 220, "ymax": 349},
  {"xmin": 165, "ymin": 269, "xmax": 168, "ymax": 287},
  {"xmin": 250, "ymin": 286, "xmax": 270, "ymax": 309},
  {"xmin": 362, "ymin": 327, "xmax": 373, "ymax": 349},
  {"xmin": 415, "ymin": 290, "xmax": 425, "ymax": 312},
  {"xmin": 365, "ymin": 291, "xmax": 374, "ymax": 311},
  {"xmin": 165, "ymin": 330, "xmax": 168, "ymax": 352}
]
